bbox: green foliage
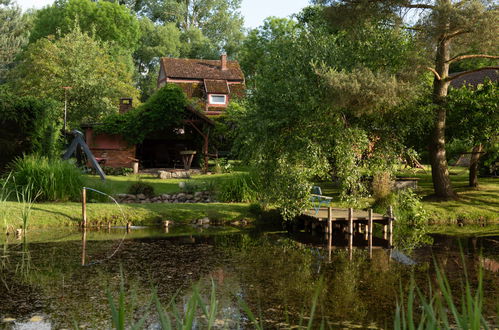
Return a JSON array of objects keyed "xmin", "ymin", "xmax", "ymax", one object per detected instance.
[
  {"xmin": 9, "ymin": 155, "xmax": 83, "ymax": 202},
  {"xmin": 0, "ymin": 0, "xmax": 28, "ymax": 82},
  {"xmin": 217, "ymin": 173, "xmax": 258, "ymax": 203},
  {"xmin": 133, "ymin": 18, "xmax": 181, "ymax": 100},
  {"xmin": 99, "ymin": 167, "xmax": 134, "ymax": 177},
  {"xmin": 395, "ymin": 262, "xmax": 490, "ymax": 329},
  {"xmin": 212, "ymin": 158, "xmax": 232, "ymax": 174},
  {"xmin": 375, "ymin": 189, "xmax": 431, "ymax": 250},
  {"xmin": 0, "ymin": 87, "xmax": 62, "ymax": 169},
  {"xmin": 12, "ymin": 26, "xmax": 139, "ymax": 127},
  {"xmin": 29, "ymin": 0, "xmax": 140, "ymax": 51},
  {"xmin": 234, "ymin": 13, "xmax": 418, "ymax": 219},
  {"xmin": 142, "ymin": 0, "xmax": 245, "ymax": 58},
  {"xmin": 127, "ymin": 181, "xmax": 155, "ymax": 198},
  {"xmin": 96, "ymin": 84, "xmax": 187, "ymax": 144},
  {"xmin": 447, "ymin": 81, "xmax": 498, "ymax": 147}
]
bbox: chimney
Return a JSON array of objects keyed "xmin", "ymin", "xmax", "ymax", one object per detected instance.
[
  {"xmin": 119, "ymin": 98, "xmax": 133, "ymax": 114},
  {"xmin": 220, "ymin": 53, "xmax": 227, "ymax": 71}
]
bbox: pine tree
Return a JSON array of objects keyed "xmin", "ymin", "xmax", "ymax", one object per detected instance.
[{"xmin": 0, "ymin": 0, "xmax": 27, "ymax": 82}]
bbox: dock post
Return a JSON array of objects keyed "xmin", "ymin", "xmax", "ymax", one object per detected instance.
[
  {"xmin": 388, "ymin": 206, "xmax": 394, "ymax": 247},
  {"xmin": 368, "ymin": 209, "xmax": 373, "ymax": 235},
  {"xmin": 81, "ymin": 229, "xmax": 87, "ymax": 266},
  {"xmin": 82, "ymin": 188, "xmax": 87, "ymax": 228},
  {"xmin": 327, "ymin": 207, "xmax": 332, "ymax": 236},
  {"xmin": 348, "ymin": 208, "xmax": 353, "ymax": 235}
]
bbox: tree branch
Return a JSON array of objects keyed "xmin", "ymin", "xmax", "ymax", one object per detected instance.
[
  {"xmin": 443, "ymin": 29, "xmax": 470, "ymax": 41},
  {"xmin": 404, "ymin": 3, "xmax": 435, "ymax": 9},
  {"xmin": 445, "ymin": 66, "xmax": 499, "ymax": 82},
  {"xmin": 426, "ymin": 67, "xmax": 442, "ymax": 80},
  {"xmin": 446, "ymin": 54, "xmax": 499, "ymax": 64}
]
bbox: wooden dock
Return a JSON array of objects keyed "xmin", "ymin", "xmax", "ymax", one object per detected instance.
[{"xmin": 301, "ymin": 206, "xmax": 395, "ymax": 246}]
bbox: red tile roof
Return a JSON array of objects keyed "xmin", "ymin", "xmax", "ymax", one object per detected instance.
[
  {"xmin": 161, "ymin": 57, "xmax": 244, "ymax": 81},
  {"xmin": 204, "ymin": 79, "xmax": 229, "ymax": 94}
]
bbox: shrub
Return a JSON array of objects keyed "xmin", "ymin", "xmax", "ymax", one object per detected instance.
[
  {"xmin": 0, "ymin": 88, "xmax": 61, "ymax": 170},
  {"xmin": 127, "ymin": 181, "xmax": 155, "ymax": 197},
  {"xmin": 372, "ymin": 171, "xmax": 393, "ymax": 202},
  {"xmin": 217, "ymin": 174, "xmax": 258, "ymax": 203},
  {"xmin": 101, "ymin": 166, "xmax": 133, "ymax": 176},
  {"xmin": 9, "ymin": 155, "xmax": 83, "ymax": 202},
  {"xmin": 212, "ymin": 158, "xmax": 232, "ymax": 174},
  {"xmin": 374, "ymin": 189, "xmax": 432, "ymax": 249}
]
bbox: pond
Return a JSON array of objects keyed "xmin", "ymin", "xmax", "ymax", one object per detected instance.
[{"xmin": 0, "ymin": 224, "xmax": 498, "ymax": 329}]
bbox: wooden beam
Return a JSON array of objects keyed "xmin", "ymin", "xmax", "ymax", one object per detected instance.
[{"xmin": 348, "ymin": 208, "xmax": 353, "ymax": 235}]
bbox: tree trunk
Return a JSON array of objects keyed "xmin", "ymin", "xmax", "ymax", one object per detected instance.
[
  {"xmin": 429, "ymin": 106, "xmax": 455, "ymax": 198},
  {"xmin": 469, "ymin": 144, "xmax": 483, "ymax": 187},
  {"xmin": 429, "ymin": 25, "xmax": 456, "ymax": 199}
]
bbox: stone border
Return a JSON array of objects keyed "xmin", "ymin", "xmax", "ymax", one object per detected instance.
[{"xmin": 116, "ymin": 191, "xmax": 215, "ymax": 204}]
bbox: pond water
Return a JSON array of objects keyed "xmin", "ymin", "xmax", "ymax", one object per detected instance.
[{"xmin": 0, "ymin": 224, "xmax": 498, "ymax": 329}]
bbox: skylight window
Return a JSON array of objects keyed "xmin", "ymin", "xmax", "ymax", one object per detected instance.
[{"xmin": 209, "ymin": 94, "xmax": 227, "ymax": 105}]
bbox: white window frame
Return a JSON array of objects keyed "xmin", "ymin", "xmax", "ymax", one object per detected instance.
[{"xmin": 209, "ymin": 94, "xmax": 227, "ymax": 105}]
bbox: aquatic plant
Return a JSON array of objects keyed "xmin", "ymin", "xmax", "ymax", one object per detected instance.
[
  {"xmin": 15, "ymin": 182, "xmax": 40, "ymax": 233},
  {"xmin": 395, "ymin": 258, "xmax": 494, "ymax": 329},
  {"xmin": 0, "ymin": 173, "xmax": 12, "ymax": 233},
  {"xmin": 10, "ymin": 155, "xmax": 83, "ymax": 202}
]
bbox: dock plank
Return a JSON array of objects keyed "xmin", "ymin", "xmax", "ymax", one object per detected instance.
[{"xmin": 304, "ymin": 207, "xmax": 387, "ymax": 221}]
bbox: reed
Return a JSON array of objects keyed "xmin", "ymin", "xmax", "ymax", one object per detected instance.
[
  {"xmin": 15, "ymin": 182, "xmax": 40, "ymax": 233},
  {"xmin": 394, "ymin": 258, "xmax": 494, "ymax": 329},
  {"xmin": 10, "ymin": 155, "xmax": 83, "ymax": 202},
  {"xmin": 0, "ymin": 173, "xmax": 12, "ymax": 233}
]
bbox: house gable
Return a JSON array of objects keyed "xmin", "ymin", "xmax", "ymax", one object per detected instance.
[{"xmin": 158, "ymin": 55, "xmax": 245, "ymax": 115}]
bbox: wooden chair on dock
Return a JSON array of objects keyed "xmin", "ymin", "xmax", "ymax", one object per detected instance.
[{"xmin": 310, "ymin": 186, "xmax": 333, "ymax": 215}]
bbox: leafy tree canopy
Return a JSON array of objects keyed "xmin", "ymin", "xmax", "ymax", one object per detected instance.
[
  {"xmin": 314, "ymin": 0, "xmax": 499, "ymax": 199},
  {"xmin": 29, "ymin": 0, "xmax": 141, "ymax": 52},
  {"xmin": 0, "ymin": 0, "xmax": 28, "ymax": 82},
  {"xmin": 234, "ymin": 12, "xmax": 420, "ymax": 219},
  {"xmin": 447, "ymin": 80, "xmax": 499, "ymax": 147},
  {"xmin": 12, "ymin": 26, "xmax": 140, "ymax": 127},
  {"xmin": 96, "ymin": 84, "xmax": 187, "ymax": 145},
  {"xmin": 131, "ymin": 0, "xmax": 245, "ymax": 58}
]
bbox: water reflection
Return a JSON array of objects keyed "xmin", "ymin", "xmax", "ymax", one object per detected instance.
[{"xmin": 0, "ymin": 227, "xmax": 497, "ymax": 329}]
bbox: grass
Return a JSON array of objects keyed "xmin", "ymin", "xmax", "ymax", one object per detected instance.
[
  {"xmin": 0, "ymin": 201, "xmax": 254, "ymax": 230},
  {"xmin": 84, "ymin": 170, "xmax": 247, "ymax": 196},
  {"xmin": 1, "ymin": 163, "xmax": 497, "ymax": 229},
  {"xmin": 319, "ymin": 165, "xmax": 498, "ymax": 224}
]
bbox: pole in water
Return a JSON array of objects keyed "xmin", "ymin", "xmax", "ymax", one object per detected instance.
[
  {"xmin": 348, "ymin": 208, "xmax": 353, "ymax": 235},
  {"xmin": 82, "ymin": 187, "xmax": 87, "ymax": 228}
]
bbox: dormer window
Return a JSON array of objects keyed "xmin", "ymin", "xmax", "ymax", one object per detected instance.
[{"xmin": 209, "ymin": 94, "xmax": 227, "ymax": 105}]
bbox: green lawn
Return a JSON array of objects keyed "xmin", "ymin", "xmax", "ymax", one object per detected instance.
[
  {"xmin": 1, "ymin": 201, "xmax": 254, "ymax": 230},
  {"xmin": 2, "ymin": 165, "xmax": 497, "ymax": 230},
  {"xmin": 395, "ymin": 165, "xmax": 498, "ymax": 224},
  {"xmin": 319, "ymin": 165, "xmax": 498, "ymax": 224},
  {"xmin": 84, "ymin": 170, "xmax": 245, "ymax": 196}
]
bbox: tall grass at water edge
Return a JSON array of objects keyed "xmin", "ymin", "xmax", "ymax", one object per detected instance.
[
  {"xmin": 9, "ymin": 155, "xmax": 83, "ymax": 202},
  {"xmin": 0, "ymin": 173, "xmax": 12, "ymax": 232},
  {"xmin": 106, "ymin": 263, "xmax": 496, "ymax": 329},
  {"xmin": 395, "ymin": 258, "xmax": 497, "ymax": 330}
]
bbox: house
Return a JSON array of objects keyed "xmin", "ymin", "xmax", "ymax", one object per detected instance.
[
  {"xmin": 157, "ymin": 54, "xmax": 245, "ymax": 115},
  {"xmin": 83, "ymin": 55, "xmax": 245, "ymax": 170}
]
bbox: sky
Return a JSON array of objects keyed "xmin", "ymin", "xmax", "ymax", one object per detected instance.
[{"xmin": 16, "ymin": 0, "xmax": 311, "ymax": 29}]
